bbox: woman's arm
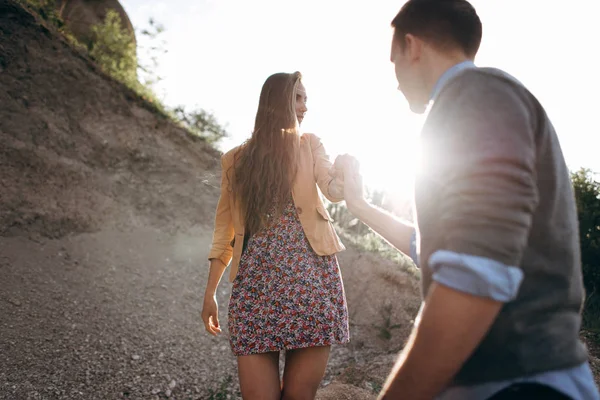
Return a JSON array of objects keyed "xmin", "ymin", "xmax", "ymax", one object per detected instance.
[
  {"xmin": 202, "ymin": 258, "xmax": 227, "ymax": 336},
  {"xmin": 336, "ymin": 154, "xmax": 416, "ymax": 258},
  {"xmin": 206, "ymin": 154, "xmax": 235, "ymax": 290},
  {"xmin": 202, "ymin": 154, "xmax": 235, "ymax": 336},
  {"xmin": 309, "ymin": 134, "xmax": 344, "ymax": 203}
]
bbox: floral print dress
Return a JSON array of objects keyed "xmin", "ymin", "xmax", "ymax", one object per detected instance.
[{"xmin": 227, "ymin": 198, "xmax": 350, "ymax": 356}]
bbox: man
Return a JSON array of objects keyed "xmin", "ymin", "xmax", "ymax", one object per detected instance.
[{"xmin": 333, "ymin": 0, "xmax": 600, "ymax": 399}]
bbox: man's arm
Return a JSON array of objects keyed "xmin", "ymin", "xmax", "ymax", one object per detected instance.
[
  {"xmin": 335, "ymin": 155, "xmax": 416, "ymax": 259},
  {"xmin": 350, "ymin": 200, "xmax": 415, "ymax": 259},
  {"xmin": 379, "ymin": 283, "xmax": 502, "ymax": 399}
]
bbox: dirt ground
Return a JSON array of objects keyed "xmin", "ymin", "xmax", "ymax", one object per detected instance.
[
  {"xmin": 0, "ymin": 1, "xmax": 598, "ymax": 399},
  {"xmin": 0, "ymin": 226, "xmax": 421, "ymax": 399}
]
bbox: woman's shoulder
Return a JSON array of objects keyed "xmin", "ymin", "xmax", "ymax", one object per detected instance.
[
  {"xmin": 221, "ymin": 144, "xmax": 245, "ymax": 165},
  {"xmin": 301, "ymin": 132, "xmax": 323, "ymax": 148}
]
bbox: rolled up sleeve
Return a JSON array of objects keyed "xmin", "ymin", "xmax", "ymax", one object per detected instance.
[
  {"xmin": 427, "ymin": 74, "xmax": 539, "ymax": 301},
  {"xmin": 430, "ymin": 250, "xmax": 524, "ymax": 301}
]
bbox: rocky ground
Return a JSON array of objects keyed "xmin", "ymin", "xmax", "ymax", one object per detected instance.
[{"xmin": 0, "ymin": 225, "xmax": 421, "ymax": 399}]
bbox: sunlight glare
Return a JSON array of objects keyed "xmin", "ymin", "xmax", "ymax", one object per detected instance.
[{"xmin": 321, "ymin": 109, "xmax": 423, "ymax": 212}]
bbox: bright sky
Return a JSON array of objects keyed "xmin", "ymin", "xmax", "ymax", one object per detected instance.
[{"xmin": 121, "ymin": 0, "xmax": 600, "ymax": 200}]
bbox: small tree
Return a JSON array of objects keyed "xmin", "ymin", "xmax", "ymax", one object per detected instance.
[
  {"xmin": 572, "ymin": 168, "xmax": 600, "ymax": 328},
  {"xmin": 89, "ymin": 9, "xmax": 137, "ymax": 86},
  {"xmin": 171, "ymin": 106, "xmax": 228, "ymax": 144},
  {"xmin": 137, "ymin": 17, "xmax": 167, "ymax": 90}
]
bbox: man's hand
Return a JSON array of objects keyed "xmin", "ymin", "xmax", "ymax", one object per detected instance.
[
  {"xmin": 330, "ymin": 154, "xmax": 415, "ymax": 256},
  {"xmin": 330, "ymin": 154, "xmax": 345, "ymax": 180}
]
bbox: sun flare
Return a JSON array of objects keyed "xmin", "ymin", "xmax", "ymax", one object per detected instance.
[{"xmin": 325, "ymin": 126, "xmax": 420, "ymax": 218}]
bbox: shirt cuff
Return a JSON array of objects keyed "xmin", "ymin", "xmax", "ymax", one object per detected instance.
[
  {"xmin": 208, "ymin": 248, "xmax": 233, "ymax": 266},
  {"xmin": 428, "ymin": 250, "xmax": 524, "ymax": 302}
]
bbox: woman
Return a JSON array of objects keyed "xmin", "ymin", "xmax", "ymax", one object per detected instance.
[{"xmin": 201, "ymin": 71, "xmax": 349, "ymax": 400}]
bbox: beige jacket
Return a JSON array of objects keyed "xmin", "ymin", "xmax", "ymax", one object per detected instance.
[{"xmin": 208, "ymin": 133, "xmax": 346, "ymax": 282}]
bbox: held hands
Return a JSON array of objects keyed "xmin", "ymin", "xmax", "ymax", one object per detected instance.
[{"xmin": 330, "ymin": 154, "xmax": 366, "ymax": 213}]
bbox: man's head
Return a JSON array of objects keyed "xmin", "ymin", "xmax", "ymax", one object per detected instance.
[{"xmin": 390, "ymin": 0, "xmax": 482, "ymax": 113}]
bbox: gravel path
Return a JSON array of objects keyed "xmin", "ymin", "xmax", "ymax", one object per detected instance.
[
  {"xmin": 1, "ymin": 227, "xmax": 240, "ymax": 399},
  {"xmin": 0, "ymin": 225, "xmax": 382, "ymax": 399},
  {"xmin": 0, "ymin": 224, "xmax": 424, "ymax": 399}
]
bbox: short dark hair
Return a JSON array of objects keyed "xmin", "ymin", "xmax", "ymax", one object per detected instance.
[{"xmin": 391, "ymin": 0, "xmax": 482, "ymax": 58}]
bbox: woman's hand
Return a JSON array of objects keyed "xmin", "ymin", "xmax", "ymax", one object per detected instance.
[
  {"xmin": 201, "ymin": 294, "xmax": 222, "ymax": 336},
  {"xmin": 333, "ymin": 154, "xmax": 367, "ymax": 214}
]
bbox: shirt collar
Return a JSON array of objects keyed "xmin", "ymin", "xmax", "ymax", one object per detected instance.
[{"xmin": 429, "ymin": 60, "xmax": 476, "ymax": 102}]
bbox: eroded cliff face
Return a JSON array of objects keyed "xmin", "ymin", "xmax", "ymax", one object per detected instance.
[{"xmin": 1, "ymin": 0, "xmax": 221, "ymax": 240}]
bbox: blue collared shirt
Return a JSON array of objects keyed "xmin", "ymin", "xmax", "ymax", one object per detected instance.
[
  {"xmin": 429, "ymin": 60, "xmax": 476, "ymax": 102},
  {"xmin": 406, "ymin": 61, "xmax": 600, "ymax": 400}
]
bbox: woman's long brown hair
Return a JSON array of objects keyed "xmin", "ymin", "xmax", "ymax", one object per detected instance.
[{"xmin": 230, "ymin": 72, "xmax": 302, "ymax": 236}]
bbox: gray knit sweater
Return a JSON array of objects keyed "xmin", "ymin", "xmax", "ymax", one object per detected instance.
[{"xmin": 415, "ymin": 67, "xmax": 588, "ymax": 384}]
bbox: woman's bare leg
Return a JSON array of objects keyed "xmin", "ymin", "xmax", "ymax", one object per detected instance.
[
  {"xmin": 281, "ymin": 346, "xmax": 330, "ymax": 400},
  {"xmin": 237, "ymin": 351, "xmax": 281, "ymax": 400}
]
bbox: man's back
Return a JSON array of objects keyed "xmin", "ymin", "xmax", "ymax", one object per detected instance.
[{"xmin": 416, "ymin": 67, "xmax": 588, "ymax": 384}]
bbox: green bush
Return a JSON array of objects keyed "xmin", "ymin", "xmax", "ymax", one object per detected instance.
[
  {"xmin": 572, "ymin": 168, "xmax": 600, "ymax": 329},
  {"xmin": 16, "ymin": 0, "xmax": 63, "ymax": 27},
  {"xmin": 89, "ymin": 9, "xmax": 137, "ymax": 87},
  {"xmin": 171, "ymin": 106, "xmax": 229, "ymax": 144}
]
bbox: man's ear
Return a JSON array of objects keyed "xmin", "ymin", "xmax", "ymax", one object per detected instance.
[{"xmin": 404, "ymin": 33, "xmax": 423, "ymax": 63}]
